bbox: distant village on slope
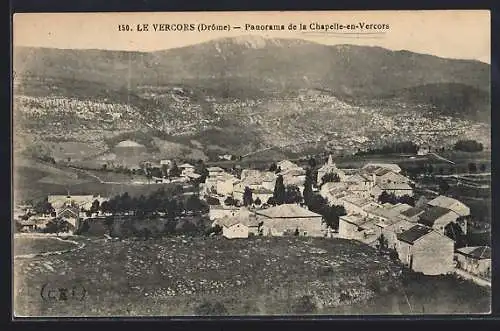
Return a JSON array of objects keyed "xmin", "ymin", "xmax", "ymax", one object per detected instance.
[{"xmin": 14, "ymin": 143, "xmax": 491, "ymax": 284}]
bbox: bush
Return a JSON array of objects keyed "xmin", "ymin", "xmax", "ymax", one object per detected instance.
[
  {"xmin": 454, "ymin": 140, "xmax": 483, "ymax": 152},
  {"xmin": 194, "ymin": 301, "xmax": 228, "ymax": 316}
]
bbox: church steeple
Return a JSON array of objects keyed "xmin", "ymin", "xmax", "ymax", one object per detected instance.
[{"xmin": 327, "ymin": 154, "xmax": 333, "ymax": 165}]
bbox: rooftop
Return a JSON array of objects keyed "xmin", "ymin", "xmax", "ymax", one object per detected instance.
[
  {"xmin": 418, "ymin": 206, "xmax": 455, "ymax": 225},
  {"xmin": 179, "ymin": 163, "xmax": 195, "ymax": 169},
  {"xmin": 456, "ymin": 246, "xmax": 491, "ymax": 260},
  {"xmin": 397, "ymin": 224, "xmax": 434, "ymax": 244},
  {"xmin": 400, "ymin": 206, "xmax": 425, "ymax": 218},
  {"xmin": 207, "ymin": 166, "xmax": 225, "ymax": 172},
  {"xmin": 340, "ymin": 214, "xmax": 371, "ymax": 227},
  {"xmin": 428, "ymin": 195, "xmax": 468, "ymax": 212},
  {"xmin": 376, "ymin": 183, "xmax": 413, "ymax": 191},
  {"xmin": 255, "ymin": 204, "xmax": 322, "ymax": 219}
]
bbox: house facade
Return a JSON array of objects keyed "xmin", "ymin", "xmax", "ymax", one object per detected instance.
[
  {"xmin": 371, "ymin": 183, "xmax": 414, "ymax": 198},
  {"xmin": 338, "ymin": 214, "xmax": 379, "ymax": 243},
  {"xmin": 255, "ymin": 204, "xmax": 325, "ymax": 237},
  {"xmin": 222, "ymin": 223, "xmax": 250, "ymax": 239},
  {"xmin": 455, "ymin": 246, "xmax": 491, "ymax": 279},
  {"xmin": 397, "ymin": 225, "xmax": 455, "ymax": 275}
]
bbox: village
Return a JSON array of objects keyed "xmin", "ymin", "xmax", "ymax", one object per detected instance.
[{"xmin": 14, "ymin": 152, "xmax": 491, "ymax": 286}]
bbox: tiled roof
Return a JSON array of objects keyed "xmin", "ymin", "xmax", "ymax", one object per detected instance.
[
  {"xmin": 397, "ymin": 225, "xmax": 433, "ymax": 244},
  {"xmin": 179, "ymin": 163, "xmax": 195, "ymax": 168},
  {"xmin": 401, "ymin": 206, "xmax": 425, "ymax": 218},
  {"xmin": 418, "ymin": 206, "xmax": 454, "ymax": 225},
  {"xmin": 374, "ymin": 168, "xmax": 392, "ymax": 176},
  {"xmin": 377, "ymin": 183, "xmax": 413, "ymax": 191},
  {"xmin": 390, "ymin": 203, "xmax": 413, "ymax": 214},
  {"xmin": 456, "ymin": 246, "xmax": 491, "ymax": 260},
  {"xmin": 207, "ymin": 166, "xmax": 224, "ymax": 172},
  {"xmin": 428, "ymin": 195, "xmax": 466, "ymax": 210},
  {"xmin": 340, "ymin": 214, "xmax": 369, "ymax": 226},
  {"xmin": 255, "ymin": 204, "xmax": 322, "ymax": 219}
]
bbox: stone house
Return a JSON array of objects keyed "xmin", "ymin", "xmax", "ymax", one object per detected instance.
[
  {"xmin": 338, "ymin": 214, "xmax": 380, "ymax": 244},
  {"xmin": 254, "ymin": 204, "xmax": 325, "ymax": 237},
  {"xmin": 418, "ymin": 205, "xmax": 462, "ymax": 235},
  {"xmin": 400, "ymin": 206, "xmax": 426, "ymax": 222},
  {"xmin": 396, "ymin": 224, "xmax": 455, "ymax": 275},
  {"xmin": 427, "ymin": 195, "xmax": 470, "ymax": 217},
  {"xmin": 455, "ymin": 246, "xmax": 491, "ymax": 279},
  {"xmin": 371, "ymin": 183, "xmax": 414, "ymax": 198}
]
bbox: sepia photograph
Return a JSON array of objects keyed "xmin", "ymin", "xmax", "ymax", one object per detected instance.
[{"xmin": 12, "ymin": 10, "xmax": 491, "ymax": 317}]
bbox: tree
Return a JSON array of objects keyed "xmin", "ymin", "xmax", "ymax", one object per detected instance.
[
  {"xmin": 378, "ymin": 191, "xmax": 397, "ymax": 205},
  {"xmin": 468, "ymin": 162, "xmax": 477, "ymax": 173},
  {"xmin": 100, "ymin": 200, "xmax": 111, "ymax": 214},
  {"xmin": 44, "ymin": 218, "xmax": 73, "ymax": 233},
  {"xmin": 284, "ymin": 185, "xmax": 302, "ymax": 204},
  {"xmin": 33, "ymin": 198, "xmax": 55, "ymax": 215},
  {"xmin": 186, "ymin": 195, "xmax": 207, "ymax": 214},
  {"xmin": 294, "ymin": 228, "xmax": 300, "ymax": 236},
  {"xmin": 206, "ymin": 196, "xmax": 221, "ymax": 206},
  {"xmin": 444, "ymin": 222, "xmax": 467, "ymax": 248},
  {"xmin": 438, "ymin": 179, "xmax": 450, "ymax": 194},
  {"xmin": 426, "ymin": 164, "xmax": 434, "ymax": 175},
  {"xmin": 398, "ymin": 195, "xmax": 415, "ymax": 207},
  {"xmin": 269, "ymin": 163, "xmax": 277, "ymax": 172},
  {"xmin": 243, "ymin": 187, "xmax": 253, "ymax": 206},
  {"xmin": 90, "ymin": 199, "xmax": 100, "ymax": 215},
  {"xmin": 267, "ymin": 197, "xmax": 277, "ymax": 206},
  {"xmin": 323, "ymin": 205, "xmax": 347, "ymax": 230},
  {"xmin": 224, "ymin": 196, "xmax": 236, "ymax": 206},
  {"xmin": 169, "ymin": 161, "xmax": 181, "ymax": 178},
  {"xmin": 321, "ymin": 172, "xmax": 340, "ymax": 186},
  {"xmin": 273, "ymin": 175, "xmax": 286, "ymax": 205},
  {"xmin": 308, "ymin": 157, "xmax": 317, "ymax": 168},
  {"xmin": 453, "ymin": 140, "xmax": 483, "ymax": 152},
  {"xmin": 254, "ymin": 197, "xmax": 262, "ymax": 206},
  {"xmin": 307, "ymin": 194, "xmax": 328, "ymax": 215},
  {"xmin": 303, "ymin": 171, "xmax": 314, "ymax": 205},
  {"xmin": 377, "ymin": 234, "xmax": 389, "ymax": 252},
  {"xmin": 161, "ymin": 164, "xmax": 169, "ymax": 177}
]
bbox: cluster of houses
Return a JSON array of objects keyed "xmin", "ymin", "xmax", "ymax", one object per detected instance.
[
  {"xmin": 15, "ymin": 194, "xmax": 109, "ymax": 233},
  {"xmin": 202, "ymin": 156, "xmax": 490, "ymax": 280},
  {"xmin": 14, "ymin": 155, "xmax": 490, "ymax": 281}
]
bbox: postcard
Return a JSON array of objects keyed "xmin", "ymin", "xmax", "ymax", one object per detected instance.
[{"xmin": 12, "ymin": 10, "xmax": 491, "ymax": 317}]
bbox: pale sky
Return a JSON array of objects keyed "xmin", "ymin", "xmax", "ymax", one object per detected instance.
[{"xmin": 13, "ymin": 10, "xmax": 491, "ymax": 63}]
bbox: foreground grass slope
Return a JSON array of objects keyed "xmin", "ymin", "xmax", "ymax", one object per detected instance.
[{"xmin": 14, "ymin": 236, "xmax": 403, "ymax": 316}]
